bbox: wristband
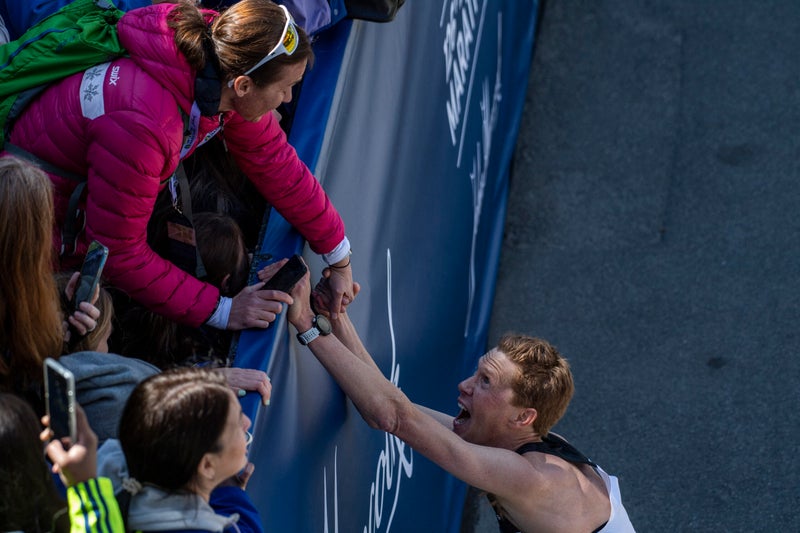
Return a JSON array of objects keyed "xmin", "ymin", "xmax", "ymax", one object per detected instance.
[
  {"xmin": 322, "ymin": 236, "xmax": 351, "ymax": 265},
  {"xmin": 329, "ymin": 257, "xmax": 351, "ymax": 269}
]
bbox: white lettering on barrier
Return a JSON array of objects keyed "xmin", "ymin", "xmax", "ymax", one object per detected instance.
[
  {"xmin": 463, "ymin": 16, "xmax": 503, "ymax": 336},
  {"xmin": 442, "ymin": 0, "xmax": 483, "ymax": 151},
  {"xmin": 323, "ymin": 249, "xmax": 414, "ymax": 533}
]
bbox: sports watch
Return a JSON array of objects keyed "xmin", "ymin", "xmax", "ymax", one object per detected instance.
[{"xmin": 296, "ymin": 315, "xmax": 332, "ymax": 345}]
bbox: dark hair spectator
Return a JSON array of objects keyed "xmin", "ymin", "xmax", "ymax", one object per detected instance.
[
  {"xmin": 0, "ymin": 392, "xmax": 122, "ymax": 530},
  {"xmin": 106, "ymin": 367, "xmax": 262, "ymax": 531},
  {"xmin": 0, "ymin": 393, "xmax": 69, "ymax": 532},
  {"xmin": 193, "ymin": 211, "xmax": 250, "ymax": 296},
  {"xmin": 120, "ymin": 368, "xmax": 235, "ymax": 490}
]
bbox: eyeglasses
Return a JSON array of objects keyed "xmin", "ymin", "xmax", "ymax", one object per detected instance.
[{"xmin": 227, "ymin": 5, "xmax": 299, "ymax": 88}]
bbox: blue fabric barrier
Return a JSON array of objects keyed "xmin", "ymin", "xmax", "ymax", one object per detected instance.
[{"xmin": 234, "ymin": 2, "xmax": 541, "ymax": 530}]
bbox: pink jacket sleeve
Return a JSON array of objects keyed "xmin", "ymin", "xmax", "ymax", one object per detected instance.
[{"xmin": 221, "ymin": 111, "xmax": 346, "ymax": 255}]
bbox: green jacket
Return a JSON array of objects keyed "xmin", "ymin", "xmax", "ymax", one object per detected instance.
[{"xmin": 67, "ymin": 477, "xmax": 124, "ymax": 533}]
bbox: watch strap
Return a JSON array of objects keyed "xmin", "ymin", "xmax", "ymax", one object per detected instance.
[{"xmin": 297, "ymin": 326, "xmax": 320, "ymax": 345}]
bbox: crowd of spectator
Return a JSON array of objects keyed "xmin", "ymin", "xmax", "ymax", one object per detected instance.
[{"xmin": 1, "ymin": 1, "xmax": 347, "ymax": 530}]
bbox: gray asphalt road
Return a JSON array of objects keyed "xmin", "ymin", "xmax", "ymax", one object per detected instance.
[{"xmin": 462, "ymin": 1, "xmax": 800, "ymax": 531}]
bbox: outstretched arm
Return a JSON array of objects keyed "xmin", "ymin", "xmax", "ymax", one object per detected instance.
[
  {"xmin": 311, "ymin": 277, "xmax": 452, "ymax": 428},
  {"xmin": 288, "ymin": 276, "xmax": 405, "ymax": 433},
  {"xmin": 287, "ymin": 273, "xmax": 537, "ymax": 499}
]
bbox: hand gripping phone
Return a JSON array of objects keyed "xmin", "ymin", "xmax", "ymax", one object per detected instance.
[
  {"xmin": 44, "ymin": 358, "xmax": 77, "ymax": 442},
  {"xmin": 262, "ymin": 254, "xmax": 307, "ymax": 293},
  {"xmin": 71, "ymin": 240, "xmax": 108, "ymax": 312}
]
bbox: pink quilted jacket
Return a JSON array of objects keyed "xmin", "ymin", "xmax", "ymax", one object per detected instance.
[{"xmin": 8, "ymin": 4, "xmax": 345, "ymax": 327}]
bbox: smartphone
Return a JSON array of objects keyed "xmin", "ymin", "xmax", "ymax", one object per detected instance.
[
  {"xmin": 262, "ymin": 254, "xmax": 307, "ymax": 293},
  {"xmin": 72, "ymin": 240, "xmax": 108, "ymax": 312},
  {"xmin": 43, "ymin": 358, "xmax": 77, "ymax": 442}
]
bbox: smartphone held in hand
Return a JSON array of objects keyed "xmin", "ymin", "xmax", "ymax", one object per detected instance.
[
  {"xmin": 262, "ymin": 254, "xmax": 307, "ymax": 293},
  {"xmin": 44, "ymin": 357, "xmax": 76, "ymax": 442},
  {"xmin": 72, "ymin": 240, "xmax": 108, "ymax": 312}
]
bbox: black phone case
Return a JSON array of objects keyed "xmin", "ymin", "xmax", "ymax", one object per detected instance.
[
  {"xmin": 262, "ymin": 255, "xmax": 307, "ymax": 293},
  {"xmin": 73, "ymin": 242, "xmax": 108, "ymax": 312}
]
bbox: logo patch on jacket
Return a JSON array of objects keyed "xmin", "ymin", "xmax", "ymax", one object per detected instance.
[
  {"xmin": 80, "ymin": 62, "xmax": 111, "ymax": 119},
  {"xmin": 108, "ymin": 65, "xmax": 121, "ymax": 86}
]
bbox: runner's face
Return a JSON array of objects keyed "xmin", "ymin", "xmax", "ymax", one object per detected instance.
[{"xmin": 453, "ymin": 349, "xmax": 521, "ymax": 446}]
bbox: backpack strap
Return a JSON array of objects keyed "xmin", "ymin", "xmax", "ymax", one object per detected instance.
[
  {"xmin": 173, "ymin": 157, "xmax": 207, "ymax": 279},
  {"xmin": 4, "ymin": 86, "xmax": 48, "ymax": 142},
  {"xmin": 4, "ymin": 141, "xmax": 85, "ymax": 182}
]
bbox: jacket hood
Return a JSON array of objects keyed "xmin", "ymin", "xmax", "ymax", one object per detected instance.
[
  {"xmin": 58, "ymin": 352, "xmax": 159, "ymax": 442},
  {"xmin": 116, "ymin": 3, "xmax": 216, "ymax": 113},
  {"xmin": 127, "ymin": 486, "xmax": 240, "ymax": 532}
]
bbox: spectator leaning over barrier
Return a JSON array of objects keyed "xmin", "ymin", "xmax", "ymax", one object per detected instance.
[
  {"xmin": 99, "ymin": 367, "xmax": 262, "ymax": 533},
  {"xmin": 287, "ymin": 271, "xmax": 636, "ymax": 533},
  {"xmin": 4, "ymin": 0, "xmax": 356, "ymax": 335},
  {"xmin": 0, "ymin": 392, "xmax": 124, "ymax": 532}
]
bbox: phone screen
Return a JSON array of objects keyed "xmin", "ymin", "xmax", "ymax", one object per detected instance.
[
  {"xmin": 44, "ymin": 358, "xmax": 76, "ymax": 441},
  {"xmin": 262, "ymin": 254, "xmax": 307, "ymax": 293},
  {"xmin": 73, "ymin": 240, "xmax": 108, "ymax": 312}
]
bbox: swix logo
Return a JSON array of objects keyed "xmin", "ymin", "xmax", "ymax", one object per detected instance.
[{"xmin": 108, "ymin": 66, "xmax": 121, "ymax": 86}]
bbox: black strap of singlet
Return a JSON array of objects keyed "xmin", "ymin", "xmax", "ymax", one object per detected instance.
[
  {"xmin": 514, "ymin": 433, "xmax": 597, "ymax": 468},
  {"xmin": 488, "ymin": 435, "xmax": 602, "ymax": 533}
]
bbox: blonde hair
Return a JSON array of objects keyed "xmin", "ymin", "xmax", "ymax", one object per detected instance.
[
  {"xmin": 498, "ymin": 334, "xmax": 574, "ymax": 437},
  {"xmin": 0, "ymin": 157, "xmax": 63, "ymax": 388}
]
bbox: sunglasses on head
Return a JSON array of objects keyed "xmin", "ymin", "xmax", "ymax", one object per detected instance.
[{"xmin": 227, "ymin": 4, "xmax": 299, "ymax": 88}]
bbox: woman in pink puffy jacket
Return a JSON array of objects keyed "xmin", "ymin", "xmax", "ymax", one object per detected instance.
[{"xmin": 6, "ymin": 0, "xmax": 355, "ymax": 331}]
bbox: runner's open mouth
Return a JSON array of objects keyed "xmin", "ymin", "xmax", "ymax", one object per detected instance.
[{"xmin": 454, "ymin": 403, "xmax": 470, "ymax": 425}]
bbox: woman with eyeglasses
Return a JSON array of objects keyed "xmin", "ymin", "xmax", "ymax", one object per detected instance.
[{"xmin": 4, "ymin": 0, "xmax": 356, "ymax": 337}]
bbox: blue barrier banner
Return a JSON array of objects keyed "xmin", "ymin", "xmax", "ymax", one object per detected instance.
[{"xmin": 235, "ymin": 1, "xmax": 540, "ymax": 531}]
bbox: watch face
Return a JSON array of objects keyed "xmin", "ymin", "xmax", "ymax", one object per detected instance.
[{"xmin": 315, "ymin": 314, "xmax": 332, "ymax": 335}]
